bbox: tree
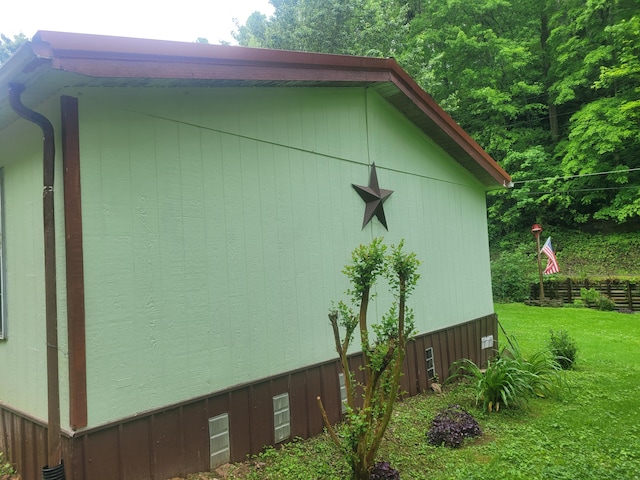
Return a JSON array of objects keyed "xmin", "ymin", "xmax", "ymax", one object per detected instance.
[
  {"xmin": 317, "ymin": 238, "xmax": 420, "ymax": 480},
  {"xmin": 0, "ymin": 33, "xmax": 27, "ymax": 65},
  {"xmin": 547, "ymin": 0, "xmax": 640, "ymax": 224},
  {"xmin": 234, "ymin": 0, "xmax": 409, "ymax": 57}
]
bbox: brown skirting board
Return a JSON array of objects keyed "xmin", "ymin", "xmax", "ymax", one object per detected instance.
[{"xmin": 0, "ymin": 313, "xmax": 496, "ymax": 480}]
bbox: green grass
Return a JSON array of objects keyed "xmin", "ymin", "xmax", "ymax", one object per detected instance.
[{"xmin": 218, "ymin": 304, "xmax": 640, "ymax": 480}]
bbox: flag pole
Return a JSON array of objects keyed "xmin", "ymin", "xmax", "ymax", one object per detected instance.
[{"xmin": 531, "ymin": 224, "xmax": 545, "ymax": 300}]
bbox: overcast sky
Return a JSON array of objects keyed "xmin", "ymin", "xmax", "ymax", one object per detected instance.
[{"xmin": 0, "ymin": 0, "xmax": 274, "ymax": 44}]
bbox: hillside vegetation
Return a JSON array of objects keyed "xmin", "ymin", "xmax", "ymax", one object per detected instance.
[
  {"xmin": 490, "ymin": 230, "xmax": 640, "ymax": 303},
  {"xmin": 492, "ymin": 230, "xmax": 640, "ymax": 278}
]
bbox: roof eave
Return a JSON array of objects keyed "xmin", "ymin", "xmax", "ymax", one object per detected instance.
[{"xmin": 1, "ymin": 31, "xmax": 511, "ymax": 189}]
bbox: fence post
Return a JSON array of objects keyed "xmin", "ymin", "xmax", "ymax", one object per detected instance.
[
  {"xmin": 627, "ymin": 281, "xmax": 633, "ymax": 310},
  {"xmin": 566, "ymin": 278, "xmax": 573, "ymax": 303}
]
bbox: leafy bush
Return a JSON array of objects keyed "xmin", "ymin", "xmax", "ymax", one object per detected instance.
[
  {"xmin": 490, "ymin": 247, "xmax": 537, "ymax": 303},
  {"xmin": 370, "ymin": 461, "xmax": 400, "ymax": 479},
  {"xmin": 571, "ymin": 299, "xmax": 586, "ymax": 308},
  {"xmin": 548, "ymin": 330, "xmax": 577, "ymax": 369},
  {"xmin": 0, "ymin": 452, "xmax": 15, "ymax": 475},
  {"xmin": 426, "ymin": 404, "xmax": 482, "ymax": 448},
  {"xmin": 597, "ymin": 296, "xmax": 617, "ymax": 311},
  {"xmin": 580, "ymin": 287, "xmax": 617, "ymax": 311},
  {"xmin": 452, "ymin": 336, "xmax": 564, "ymax": 412},
  {"xmin": 580, "ymin": 287, "xmax": 601, "ymax": 306}
]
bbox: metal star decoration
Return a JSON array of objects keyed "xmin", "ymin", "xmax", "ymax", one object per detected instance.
[{"xmin": 352, "ymin": 163, "xmax": 393, "ymax": 230}]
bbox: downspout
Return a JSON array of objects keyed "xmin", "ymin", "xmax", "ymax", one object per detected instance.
[{"xmin": 8, "ymin": 83, "xmax": 66, "ymax": 479}]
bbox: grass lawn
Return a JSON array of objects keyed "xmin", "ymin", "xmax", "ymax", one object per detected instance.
[{"xmin": 204, "ymin": 304, "xmax": 640, "ymax": 480}]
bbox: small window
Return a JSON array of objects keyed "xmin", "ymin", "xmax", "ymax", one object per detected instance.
[
  {"xmin": 425, "ymin": 347, "xmax": 436, "ymax": 381},
  {"xmin": 273, "ymin": 393, "xmax": 291, "ymax": 443},
  {"xmin": 0, "ymin": 169, "xmax": 6, "ymax": 340}
]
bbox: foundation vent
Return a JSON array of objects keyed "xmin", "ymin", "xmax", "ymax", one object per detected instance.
[
  {"xmin": 208, "ymin": 413, "xmax": 230, "ymax": 469},
  {"xmin": 481, "ymin": 335, "xmax": 494, "ymax": 349},
  {"xmin": 338, "ymin": 373, "xmax": 347, "ymax": 413},
  {"xmin": 273, "ymin": 393, "xmax": 291, "ymax": 443},
  {"xmin": 425, "ymin": 347, "xmax": 436, "ymax": 381}
]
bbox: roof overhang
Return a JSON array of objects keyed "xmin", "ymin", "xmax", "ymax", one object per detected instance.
[{"xmin": 0, "ymin": 31, "xmax": 511, "ymax": 188}]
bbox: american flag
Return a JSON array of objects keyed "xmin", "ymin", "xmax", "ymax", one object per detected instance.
[{"xmin": 541, "ymin": 237, "xmax": 559, "ymax": 275}]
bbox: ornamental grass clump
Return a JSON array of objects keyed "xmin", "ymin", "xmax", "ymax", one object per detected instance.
[
  {"xmin": 452, "ymin": 335, "xmax": 563, "ymax": 412},
  {"xmin": 427, "ymin": 404, "xmax": 482, "ymax": 448},
  {"xmin": 548, "ymin": 329, "xmax": 577, "ymax": 369}
]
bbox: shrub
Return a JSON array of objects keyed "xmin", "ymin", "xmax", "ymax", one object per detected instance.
[
  {"xmin": 580, "ymin": 287, "xmax": 617, "ymax": 311},
  {"xmin": 318, "ymin": 239, "xmax": 420, "ymax": 480},
  {"xmin": 597, "ymin": 296, "xmax": 617, "ymax": 311},
  {"xmin": 579, "ymin": 287, "xmax": 600, "ymax": 306},
  {"xmin": 370, "ymin": 461, "xmax": 400, "ymax": 480},
  {"xmin": 548, "ymin": 330, "xmax": 577, "ymax": 369},
  {"xmin": 427, "ymin": 404, "xmax": 482, "ymax": 448},
  {"xmin": 452, "ymin": 335, "xmax": 564, "ymax": 412},
  {"xmin": 491, "ymin": 248, "xmax": 537, "ymax": 303},
  {"xmin": 0, "ymin": 452, "xmax": 15, "ymax": 476},
  {"xmin": 453, "ymin": 352, "xmax": 531, "ymax": 412}
]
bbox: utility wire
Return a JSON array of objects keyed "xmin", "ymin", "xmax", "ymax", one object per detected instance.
[
  {"xmin": 511, "ymin": 167, "xmax": 640, "ymax": 185},
  {"xmin": 506, "ymin": 185, "xmax": 640, "ymax": 196}
]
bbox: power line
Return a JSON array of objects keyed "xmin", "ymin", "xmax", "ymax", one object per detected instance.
[
  {"xmin": 511, "ymin": 167, "xmax": 640, "ymax": 185},
  {"xmin": 507, "ymin": 185, "xmax": 640, "ymax": 196}
]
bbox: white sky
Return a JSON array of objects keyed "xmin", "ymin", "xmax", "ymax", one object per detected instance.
[{"xmin": 0, "ymin": 0, "xmax": 275, "ymax": 45}]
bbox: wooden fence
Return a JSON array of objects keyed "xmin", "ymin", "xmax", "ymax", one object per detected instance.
[{"xmin": 531, "ymin": 278, "xmax": 640, "ymax": 311}]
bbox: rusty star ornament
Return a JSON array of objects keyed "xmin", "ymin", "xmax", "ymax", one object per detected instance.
[{"xmin": 352, "ymin": 163, "xmax": 393, "ymax": 230}]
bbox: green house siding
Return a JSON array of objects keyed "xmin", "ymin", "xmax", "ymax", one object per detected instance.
[
  {"xmin": 0, "ymin": 126, "xmax": 47, "ymax": 420},
  {"xmin": 0, "ymin": 100, "xmax": 72, "ymax": 427},
  {"xmin": 70, "ymin": 86, "xmax": 494, "ymax": 427},
  {"xmin": 0, "ymin": 84, "xmax": 493, "ymax": 430}
]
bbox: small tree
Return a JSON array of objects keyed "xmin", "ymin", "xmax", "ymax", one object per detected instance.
[{"xmin": 317, "ymin": 238, "xmax": 420, "ymax": 480}]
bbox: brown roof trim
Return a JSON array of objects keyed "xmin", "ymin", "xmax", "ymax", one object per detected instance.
[
  {"xmin": 386, "ymin": 66, "xmax": 511, "ymax": 187},
  {"xmin": 21, "ymin": 31, "xmax": 511, "ymax": 187}
]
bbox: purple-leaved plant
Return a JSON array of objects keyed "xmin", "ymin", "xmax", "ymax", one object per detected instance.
[
  {"xmin": 370, "ymin": 461, "xmax": 400, "ymax": 480},
  {"xmin": 427, "ymin": 404, "xmax": 482, "ymax": 448}
]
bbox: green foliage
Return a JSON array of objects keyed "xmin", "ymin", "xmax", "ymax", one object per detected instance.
[
  {"xmin": 0, "ymin": 451, "xmax": 15, "ymax": 475},
  {"xmin": 234, "ymin": 0, "xmax": 409, "ymax": 58},
  {"xmin": 579, "ymin": 287, "xmax": 601, "ymax": 305},
  {"xmin": 555, "ymin": 230, "xmax": 640, "ymax": 277},
  {"xmin": 580, "ymin": 287, "xmax": 616, "ymax": 311},
  {"xmin": 0, "ymin": 33, "xmax": 27, "ymax": 65},
  {"xmin": 491, "ymin": 230, "xmax": 640, "ymax": 280},
  {"xmin": 452, "ymin": 335, "xmax": 563, "ymax": 412},
  {"xmin": 548, "ymin": 330, "xmax": 577, "ymax": 369},
  {"xmin": 321, "ymin": 238, "xmax": 420, "ymax": 479},
  {"xmin": 490, "ymin": 245, "xmax": 537, "ymax": 302}
]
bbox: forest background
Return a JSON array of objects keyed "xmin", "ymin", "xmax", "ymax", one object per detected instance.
[{"xmin": 2, "ymin": 0, "xmax": 639, "ymax": 289}]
